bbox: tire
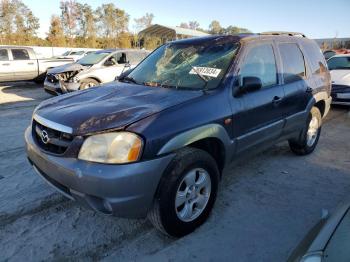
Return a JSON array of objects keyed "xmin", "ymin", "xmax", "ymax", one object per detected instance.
[
  {"xmin": 79, "ymin": 78, "xmax": 99, "ymax": 90},
  {"xmin": 289, "ymin": 107, "xmax": 322, "ymax": 155},
  {"xmin": 148, "ymin": 147, "xmax": 219, "ymax": 237}
]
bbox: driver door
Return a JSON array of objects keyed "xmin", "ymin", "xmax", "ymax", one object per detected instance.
[
  {"xmin": 231, "ymin": 41, "xmax": 285, "ymax": 153},
  {"xmin": 102, "ymin": 52, "xmax": 128, "ymax": 82}
]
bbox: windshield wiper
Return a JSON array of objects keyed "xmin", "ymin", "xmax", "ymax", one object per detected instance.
[
  {"xmin": 119, "ymin": 76, "xmax": 138, "ymax": 84},
  {"xmin": 180, "ymin": 54, "xmax": 209, "ymax": 92}
]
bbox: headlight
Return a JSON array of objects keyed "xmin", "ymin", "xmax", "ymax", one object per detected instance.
[{"xmin": 78, "ymin": 132, "xmax": 143, "ymax": 164}]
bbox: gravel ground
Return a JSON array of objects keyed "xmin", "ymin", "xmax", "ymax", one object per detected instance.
[{"xmin": 0, "ymin": 82, "xmax": 350, "ymax": 262}]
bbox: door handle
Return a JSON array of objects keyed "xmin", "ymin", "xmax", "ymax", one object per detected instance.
[
  {"xmin": 2, "ymin": 63, "xmax": 10, "ymax": 66},
  {"xmin": 272, "ymin": 96, "xmax": 283, "ymax": 105},
  {"xmin": 306, "ymin": 86, "xmax": 313, "ymax": 93},
  {"xmin": 28, "ymin": 62, "xmax": 34, "ymax": 65}
]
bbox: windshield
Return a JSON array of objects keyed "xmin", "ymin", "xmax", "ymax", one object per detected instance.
[
  {"xmin": 128, "ymin": 41, "xmax": 239, "ymax": 90},
  {"xmin": 77, "ymin": 52, "xmax": 110, "ymax": 66},
  {"xmin": 71, "ymin": 51, "xmax": 85, "ymax": 55},
  {"xmin": 62, "ymin": 51, "xmax": 71, "ymax": 56},
  {"xmin": 327, "ymin": 56, "xmax": 350, "ymax": 70}
]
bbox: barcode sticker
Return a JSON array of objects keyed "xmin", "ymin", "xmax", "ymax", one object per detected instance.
[{"xmin": 189, "ymin": 67, "xmax": 222, "ymax": 78}]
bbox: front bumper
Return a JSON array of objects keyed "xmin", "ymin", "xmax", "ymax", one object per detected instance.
[
  {"xmin": 44, "ymin": 79, "xmax": 80, "ymax": 95},
  {"xmin": 331, "ymin": 84, "xmax": 350, "ymax": 105},
  {"xmin": 25, "ymin": 127, "xmax": 175, "ymax": 218}
]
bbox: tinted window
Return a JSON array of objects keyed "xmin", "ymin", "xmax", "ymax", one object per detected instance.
[
  {"xmin": 327, "ymin": 56, "xmax": 350, "ymax": 70},
  {"xmin": 240, "ymin": 44, "xmax": 277, "ymax": 88},
  {"xmin": 0, "ymin": 49, "xmax": 9, "ymax": 61},
  {"xmin": 279, "ymin": 43, "xmax": 306, "ymax": 83},
  {"xmin": 303, "ymin": 42, "xmax": 327, "ymax": 74},
  {"xmin": 12, "ymin": 49, "xmax": 30, "ymax": 60}
]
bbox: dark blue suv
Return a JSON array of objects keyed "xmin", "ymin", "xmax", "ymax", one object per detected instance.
[{"xmin": 26, "ymin": 32, "xmax": 332, "ymax": 237}]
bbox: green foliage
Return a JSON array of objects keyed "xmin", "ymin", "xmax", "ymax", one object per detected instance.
[{"xmin": 0, "ymin": 1, "xmax": 253, "ymax": 50}]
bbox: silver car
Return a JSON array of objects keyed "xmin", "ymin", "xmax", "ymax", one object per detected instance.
[{"xmin": 44, "ymin": 49, "xmax": 150, "ymax": 95}]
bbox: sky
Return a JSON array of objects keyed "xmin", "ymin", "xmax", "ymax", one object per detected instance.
[{"xmin": 23, "ymin": 0, "xmax": 350, "ymax": 39}]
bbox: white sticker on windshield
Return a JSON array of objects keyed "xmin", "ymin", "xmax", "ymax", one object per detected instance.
[{"xmin": 189, "ymin": 67, "xmax": 222, "ymax": 78}]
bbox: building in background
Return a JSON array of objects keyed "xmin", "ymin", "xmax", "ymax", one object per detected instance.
[{"xmin": 138, "ymin": 24, "xmax": 209, "ymax": 47}]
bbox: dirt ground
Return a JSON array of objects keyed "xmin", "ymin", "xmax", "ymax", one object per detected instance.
[{"xmin": 0, "ymin": 82, "xmax": 350, "ymax": 262}]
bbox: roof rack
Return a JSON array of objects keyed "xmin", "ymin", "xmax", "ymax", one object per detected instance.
[{"xmin": 259, "ymin": 31, "xmax": 306, "ymax": 38}]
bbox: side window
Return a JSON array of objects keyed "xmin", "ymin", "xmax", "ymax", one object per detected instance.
[
  {"xmin": 127, "ymin": 52, "xmax": 143, "ymax": 64},
  {"xmin": 240, "ymin": 44, "xmax": 277, "ymax": 88},
  {"xmin": 0, "ymin": 49, "xmax": 9, "ymax": 61},
  {"xmin": 116, "ymin": 52, "xmax": 127, "ymax": 64},
  {"xmin": 12, "ymin": 49, "xmax": 30, "ymax": 60},
  {"xmin": 279, "ymin": 43, "xmax": 306, "ymax": 83}
]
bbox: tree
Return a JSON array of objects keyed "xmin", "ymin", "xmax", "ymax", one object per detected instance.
[
  {"xmin": 75, "ymin": 3, "xmax": 97, "ymax": 47},
  {"xmin": 96, "ymin": 3, "xmax": 129, "ymax": 47},
  {"xmin": 188, "ymin": 21, "xmax": 199, "ymax": 30},
  {"xmin": 209, "ymin": 20, "xmax": 222, "ymax": 34},
  {"xmin": 224, "ymin": 25, "xmax": 250, "ymax": 35},
  {"xmin": 134, "ymin": 12, "xmax": 154, "ymax": 32},
  {"xmin": 47, "ymin": 15, "xmax": 66, "ymax": 46},
  {"xmin": 60, "ymin": 0, "xmax": 79, "ymax": 45},
  {"xmin": 0, "ymin": 0, "xmax": 39, "ymax": 44},
  {"xmin": 179, "ymin": 22, "xmax": 189, "ymax": 29},
  {"xmin": 0, "ymin": 0, "xmax": 15, "ymax": 37}
]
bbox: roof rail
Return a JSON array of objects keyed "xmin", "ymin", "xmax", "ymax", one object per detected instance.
[{"xmin": 260, "ymin": 31, "xmax": 306, "ymax": 38}]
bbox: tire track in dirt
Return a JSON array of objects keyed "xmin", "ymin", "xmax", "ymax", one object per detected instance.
[{"xmin": 0, "ymin": 193, "xmax": 69, "ymax": 228}]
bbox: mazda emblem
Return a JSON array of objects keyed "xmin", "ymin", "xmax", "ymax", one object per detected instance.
[{"xmin": 41, "ymin": 130, "xmax": 50, "ymax": 144}]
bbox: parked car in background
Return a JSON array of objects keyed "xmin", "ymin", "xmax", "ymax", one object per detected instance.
[
  {"xmin": 0, "ymin": 46, "xmax": 73, "ymax": 82},
  {"xmin": 26, "ymin": 33, "xmax": 331, "ymax": 237},
  {"xmin": 44, "ymin": 49, "xmax": 150, "ymax": 95},
  {"xmin": 57, "ymin": 50, "xmax": 97, "ymax": 61},
  {"xmin": 288, "ymin": 202, "xmax": 350, "ymax": 262},
  {"xmin": 323, "ymin": 50, "xmax": 336, "ymax": 60},
  {"xmin": 327, "ymin": 54, "xmax": 350, "ymax": 105}
]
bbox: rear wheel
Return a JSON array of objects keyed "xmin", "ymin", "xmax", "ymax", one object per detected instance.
[
  {"xmin": 289, "ymin": 107, "xmax": 322, "ymax": 155},
  {"xmin": 79, "ymin": 78, "xmax": 99, "ymax": 90},
  {"xmin": 148, "ymin": 147, "xmax": 219, "ymax": 237}
]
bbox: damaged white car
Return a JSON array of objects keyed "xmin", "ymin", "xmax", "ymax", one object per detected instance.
[{"xmin": 44, "ymin": 49, "xmax": 150, "ymax": 95}]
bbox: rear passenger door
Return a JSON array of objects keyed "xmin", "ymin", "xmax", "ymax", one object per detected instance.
[
  {"xmin": 277, "ymin": 43, "xmax": 311, "ymax": 133},
  {"xmin": 232, "ymin": 42, "xmax": 285, "ymax": 153},
  {"xmin": 0, "ymin": 49, "xmax": 13, "ymax": 81},
  {"xmin": 11, "ymin": 49, "xmax": 38, "ymax": 80}
]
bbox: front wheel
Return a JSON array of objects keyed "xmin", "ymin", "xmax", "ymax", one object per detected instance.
[
  {"xmin": 148, "ymin": 147, "xmax": 219, "ymax": 237},
  {"xmin": 289, "ymin": 107, "xmax": 322, "ymax": 155},
  {"xmin": 79, "ymin": 78, "xmax": 99, "ymax": 90}
]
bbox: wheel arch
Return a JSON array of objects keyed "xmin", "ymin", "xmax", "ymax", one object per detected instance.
[{"xmin": 157, "ymin": 124, "xmax": 233, "ymax": 174}]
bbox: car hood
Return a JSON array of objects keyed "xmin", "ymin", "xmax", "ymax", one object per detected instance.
[
  {"xmin": 47, "ymin": 63, "xmax": 88, "ymax": 74},
  {"xmin": 330, "ymin": 70, "xmax": 350, "ymax": 86},
  {"xmin": 34, "ymin": 82, "xmax": 202, "ymax": 135}
]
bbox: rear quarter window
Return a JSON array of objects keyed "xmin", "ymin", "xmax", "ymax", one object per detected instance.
[
  {"xmin": 303, "ymin": 42, "xmax": 327, "ymax": 74},
  {"xmin": 279, "ymin": 43, "xmax": 306, "ymax": 83}
]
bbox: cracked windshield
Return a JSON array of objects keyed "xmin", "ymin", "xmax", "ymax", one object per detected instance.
[{"xmin": 128, "ymin": 41, "xmax": 239, "ymax": 90}]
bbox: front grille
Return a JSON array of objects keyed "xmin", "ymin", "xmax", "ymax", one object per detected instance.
[
  {"xmin": 46, "ymin": 73, "xmax": 59, "ymax": 83},
  {"xmin": 33, "ymin": 120, "xmax": 73, "ymax": 154}
]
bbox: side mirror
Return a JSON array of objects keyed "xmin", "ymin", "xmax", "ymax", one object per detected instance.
[
  {"xmin": 104, "ymin": 60, "xmax": 115, "ymax": 67},
  {"xmin": 241, "ymin": 76, "xmax": 262, "ymax": 93}
]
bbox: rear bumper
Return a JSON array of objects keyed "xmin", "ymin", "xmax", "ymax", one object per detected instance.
[{"xmin": 25, "ymin": 127, "xmax": 175, "ymax": 218}]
